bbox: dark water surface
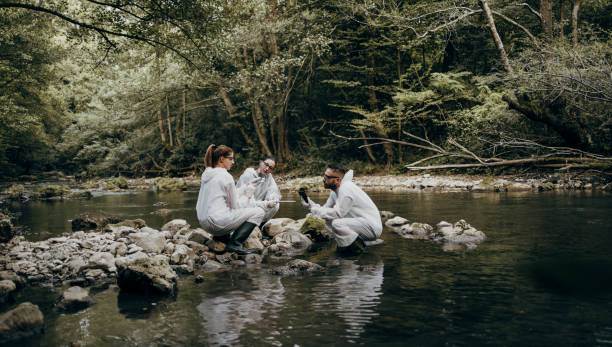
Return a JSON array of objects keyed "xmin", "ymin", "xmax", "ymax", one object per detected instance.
[{"xmin": 3, "ymin": 190, "xmax": 612, "ymax": 346}]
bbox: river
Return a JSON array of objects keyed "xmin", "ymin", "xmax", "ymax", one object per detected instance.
[{"xmin": 2, "ymin": 189, "xmax": 612, "ymax": 346}]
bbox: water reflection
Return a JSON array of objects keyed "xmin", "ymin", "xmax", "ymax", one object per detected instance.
[
  {"xmin": 197, "ymin": 269, "xmax": 286, "ymax": 346},
  {"xmin": 314, "ymin": 254, "xmax": 384, "ymax": 341}
]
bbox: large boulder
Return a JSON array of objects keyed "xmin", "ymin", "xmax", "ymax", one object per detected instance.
[
  {"xmin": 128, "ymin": 229, "xmax": 166, "ymax": 254},
  {"xmin": 116, "ymin": 255, "xmax": 178, "ymax": 296},
  {"xmin": 55, "ymin": 286, "xmax": 96, "ymax": 313},
  {"xmin": 0, "ymin": 302, "xmax": 44, "ymax": 342},
  {"xmin": 298, "ymin": 215, "xmax": 328, "ymax": 243},
  {"xmin": 71, "ymin": 213, "xmax": 122, "ymax": 231}
]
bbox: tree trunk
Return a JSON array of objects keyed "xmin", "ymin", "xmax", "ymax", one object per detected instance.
[
  {"xmin": 359, "ymin": 129, "xmax": 377, "ymax": 164},
  {"xmin": 479, "ymin": 0, "xmax": 513, "ymax": 73},
  {"xmin": 540, "ymin": 0, "xmax": 553, "ymax": 43},
  {"xmin": 155, "ymin": 47, "xmax": 166, "ymax": 144},
  {"xmin": 166, "ymin": 95, "xmax": 173, "ymax": 147},
  {"xmin": 368, "ymin": 49, "xmax": 394, "ymax": 169},
  {"xmin": 572, "ymin": 0, "xmax": 581, "ymax": 48},
  {"xmin": 182, "ymin": 88, "xmax": 186, "ymax": 139},
  {"xmin": 251, "ymin": 99, "xmax": 273, "ymax": 157},
  {"xmin": 174, "ymin": 91, "xmax": 182, "ymax": 147},
  {"xmin": 559, "ymin": 0, "xmax": 566, "ymax": 40}
]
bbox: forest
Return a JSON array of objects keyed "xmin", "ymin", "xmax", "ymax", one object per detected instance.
[{"xmin": 1, "ymin": 0, "xmax": 610, "ymax": 179}]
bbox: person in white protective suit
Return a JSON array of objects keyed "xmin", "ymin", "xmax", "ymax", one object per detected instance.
[
  {"xmin": 236, "ymin": 158, "xmax": 281, "ymax": 230},
  {"xmin": 301, "ymin": 163, "xmax": 382, "ymax": 254},
  {"xmin": 196, "ymin": 144, "xmax": 277, "ymax": 255}
]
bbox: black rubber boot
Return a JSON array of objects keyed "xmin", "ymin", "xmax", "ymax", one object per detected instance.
[
  {"xmin": 226, "ymin": 222, "xmax": 257, "ymax": 255},
  {"xmin": 259, "ymin": 222, "xmax": 272, "ymax": 240},
  {"xmin": 336, "ymin": 236, "xmax": 366, "ymax": 255}
]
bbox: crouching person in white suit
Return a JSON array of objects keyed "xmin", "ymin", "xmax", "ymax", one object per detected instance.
[
  {"xmin": 236, "ymin": 157, "xmax": 281, "ymax": 229},
  {"xmin": 301, "ymin": 164, "xmax": 382, "ymax": 254},
  {"xmin": 196, "ymin": 144, "xmax": 275, "ymax": 255}
]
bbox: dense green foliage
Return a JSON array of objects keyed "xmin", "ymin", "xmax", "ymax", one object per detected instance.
[{"xmin": 0, "ymin": 0, "xmax": 610, "ymax": 178}]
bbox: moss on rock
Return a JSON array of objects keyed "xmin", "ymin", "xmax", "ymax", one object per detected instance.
[{"xmin": 155, "ymin": 177, "xmax": 187, "ymax": 191}]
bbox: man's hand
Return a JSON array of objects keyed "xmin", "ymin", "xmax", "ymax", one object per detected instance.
[{"xmin": 300, "ymin": 197, "xmax": 313, "ymax": 209}]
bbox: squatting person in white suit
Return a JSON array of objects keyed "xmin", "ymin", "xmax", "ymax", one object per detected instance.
[{"xmin": 300, "ymin": 163, "xmax": 382, "ymax": 254}]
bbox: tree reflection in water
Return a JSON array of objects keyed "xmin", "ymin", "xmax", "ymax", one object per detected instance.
[{"xmin": 197, "ymin": 270, "xmax": 286, "ymax": 346}]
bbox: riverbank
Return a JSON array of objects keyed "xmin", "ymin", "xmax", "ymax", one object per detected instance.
[{"xmin": 2, "ymin": 171, "xmax": 610, "ymax": 201}]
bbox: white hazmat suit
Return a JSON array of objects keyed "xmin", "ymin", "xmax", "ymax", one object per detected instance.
[
  {"xmin": 196, "ymin": 167, "xmax": 265, "ymax": 236},
  {"xmin": 236, "ymin": 167, "xmax": 281, "ymax": 224},
  {"xmin": 305, "ymin": 170, "xmax": 382, "ymax": 247}
]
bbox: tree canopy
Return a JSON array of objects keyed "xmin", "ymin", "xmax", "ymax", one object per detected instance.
[{"xmin": 1, "ymin": 0, "xmax": 610, "ymax": 178}]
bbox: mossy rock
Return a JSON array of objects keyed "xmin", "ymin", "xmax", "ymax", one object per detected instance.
[
  {"xmin": 154, "ymin": 178, "xmax": 187, "ymax": 191},
  {"xmin": 71, "ymin": 213, "xmax": 122, "ymax": 231},
  {"xmin": 35, "ymin": 185, "xmax": 70, "ymax": 198},
  {"xmin": 298, "ymin": 215, "xmax": 329, "ymax": 243},
  {"xmin": 105, "ymin": 177, "xmax": 128, "ymax": 190},
  {"xmin": 115, "ymin": 219, "xmax": 147, "ymax": 229},
  {"xmin": 1, "ymin": 184, "xmax": 25, "ymax": 199},
  {"xmin": 79, "ymin": 181, "xmax": 100, "ymax": 189}
]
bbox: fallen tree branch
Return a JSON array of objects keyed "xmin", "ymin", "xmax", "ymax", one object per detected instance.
[{"xmin": 331, "ymin": 130, "xmax": 612, "ymax": 171}]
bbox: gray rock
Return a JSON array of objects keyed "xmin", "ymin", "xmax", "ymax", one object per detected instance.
[
  {"xmin": 0, "ymin": 302, "xmax": 44, "ymax": 342},
  {"xmin": 116, "ymin": 255, "xmax": 178, "ymax": 296},
  {"xmin": 185, "ymin": 241, "xmax": 208, "ymax": 256},
  {"xmin": 88, "ymin": 252, "xmax": 116, "ymax": 273},
  {"xmin": 215, "ymin": 252, "xmax": 233, "ymax": 264},
  {"xmin": 129, "ymin": 231, "xmax": 166, "ymax": 254},
  {"xmin": 161, "ymin": 219, "xmax": 190, "ymax": 234},
  {"xmin": 263, "ymin": 218, "xmax": 297, "ymax": 237},
  {"xmin": 244, "ymin": 233, "xmax": 264, "ymax": 252},
  {"xmin": 55, "ymin": 286, "xmax": 95, "ymax": 313},
  {"xmin": 395, "ymin": 222, "xmax": 433, "ymax": 239},
  {"xmin": 432, "ymin": 220, "xmax": 486, "ymax": 249},
  {"xmin": 270, "ymin": 259, "xmax": 323, "ymax": 276},
  {"xmin": 380, "ymin": 210, "xmax": 394, "ymax": 221},
  {"xmin": 187, "ymin": 229, "xmax": 213, "ymax": 245},
  {"xmin": 71, "ymin": 213, "xmax": 121, "ymax": 231},
  {"xmin": 385, "ymin": 216, "xmax": 409, "ymax": 227},
  {"xmin": 170, "ymin": 245, "xmax": 194, "ymax": 267},
  {"xmin": 273, "ymin": 231, "xmax": 313, "ymax": 251},
  {"xmin": 0, "ymin": 271, "xmax": 25, "ymax": 289}
]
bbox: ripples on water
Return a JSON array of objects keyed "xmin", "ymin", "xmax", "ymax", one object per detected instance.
[{"xmin": 3, "ymin": 190, "xmax": 612, "ymax": 346}]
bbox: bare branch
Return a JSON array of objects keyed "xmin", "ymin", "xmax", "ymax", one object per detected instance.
[
  {"xmin": 514, "ymin": 2, "xmax": 542, "ymax": 21},
  {"xmin": 491, "ymin": 10, "xmax": 538, "ymax": 45}
]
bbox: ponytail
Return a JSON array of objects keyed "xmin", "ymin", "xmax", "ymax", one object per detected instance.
[{"xmin": 204, "ymin": 144, "xmax": 233, "ymax": 168}]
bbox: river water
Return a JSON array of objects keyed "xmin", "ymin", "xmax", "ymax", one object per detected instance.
[{"xmin": 3, "ymin": 189, "xmax": 612, "ymax": 346}]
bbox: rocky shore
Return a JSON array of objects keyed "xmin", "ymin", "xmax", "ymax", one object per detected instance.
[{"xmin": 1, "ymin": 172, "xmax": 610, "ymax": 205}]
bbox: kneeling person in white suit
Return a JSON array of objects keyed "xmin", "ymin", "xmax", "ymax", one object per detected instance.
[{"xmin": 301, "ymin": 164, "xmax": 382, "ymax": 253}]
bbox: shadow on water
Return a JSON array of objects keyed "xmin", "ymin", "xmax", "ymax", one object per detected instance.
[{"xmin": 523, "ymin": 257, "xmax": 612, "ymax": 296}]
